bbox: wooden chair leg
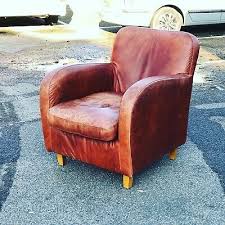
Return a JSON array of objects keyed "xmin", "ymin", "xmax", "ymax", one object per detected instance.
[
  {"xmin": 123, "ymin": 175, "xmax": 133, "ymax": 189},
  {"xmin": 169, "ymin": 149, "xmax": 177, "ymax": 160},
  {"xmin": 56, "ymin": 153, "xmax": 64, "ymax": 166}
]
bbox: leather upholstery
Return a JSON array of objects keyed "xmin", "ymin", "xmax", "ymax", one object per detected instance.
[
  {"xmin": 40, "ymin": 26, "xmax": 200, "ymax": 177},
  {"xmin": 112, "ymin": 27, "xmax": 199, "ymax": 93},
  {"xmin": 40, "ymin": 63, "xmax": 114, "ymax": 150},
  {"xmin": 118, "ymin": 74, "xmax": 193, "ymax": 175},
  {"xmin": 48, "ymin": 92, "xmax": 122, "ymax": 141},
  {"xmin": 51, "ymin": 129, "xmax": 121, "ymax": 173}
]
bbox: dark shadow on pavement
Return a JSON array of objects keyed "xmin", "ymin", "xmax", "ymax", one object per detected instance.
[
  {"xmin": 0, "ymin": 17, "xmax": 47, "ymax": 27},
  {"xmin": 99, "ymin": 20, "xmax": 122, "ymax": 33},
  {"xmin": 99, "ymin": 20, "xmax": 225, "ymax": 38},
  {"xmin": 183, "ymin": 23, "xmax": 225, "ymax": 38},
  {"xmin": 189, "ymin": 107, "xmax": 225, "ymax": 191}
]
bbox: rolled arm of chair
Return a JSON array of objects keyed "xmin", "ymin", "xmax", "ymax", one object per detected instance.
[
  {"xmin": 118, "ymin": 74, "xmax": 193, "ymax": 176},
  {"xmin": 40, "ymin": 63, "xmax": 114, "ymax": 108},
  {"xmin": 40, "ymin": 63, "xmax": 114, "ymax": 151}
]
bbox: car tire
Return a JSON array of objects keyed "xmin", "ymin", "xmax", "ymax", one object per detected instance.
[
  {"xmin": 151, "ymin": 7, "xmax": 183, "ymax": 31},
  {"xmin": 59, "ymin": 4, "xmax": 74, "ymax": 24},
  {"xmin": 45, "ymin": 15, "xmax": 59, "ymax": 25}
]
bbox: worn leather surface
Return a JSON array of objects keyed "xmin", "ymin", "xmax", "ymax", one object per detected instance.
[
  {"xmin": 51, "ymin": 128, "xmax": 121, "ymax": 173},
  {"xmin": 112, "ymin": 27, "xmax": 199, "ymax": 93},
  {"xmin": 48, "ymin": 92, "xmax": 122, "ymax": 141},
  {"xmin": 40, "ymin": 27, "xmax": 200, "ymax": 177},
  {"xmin": 40, "ymin": 63, "xmax": 114, "ymax": 150},
  {"xmin": 119, "ymin": 74, "xmax": 194, "ymax": 175}
]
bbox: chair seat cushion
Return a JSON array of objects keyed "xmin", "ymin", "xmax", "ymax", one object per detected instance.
[{"xmin": 48, "ymin": 92, "xmax": 122, "ymax": 141}]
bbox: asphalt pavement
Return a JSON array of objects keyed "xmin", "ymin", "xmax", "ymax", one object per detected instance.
[{"xmin": 0, "ymin": 20, "xmax": 225, "ymax": 225}]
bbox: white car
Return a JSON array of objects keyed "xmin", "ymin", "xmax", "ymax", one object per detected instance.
[
  {"xmin": 0, "ymin": 0, "xmax": 66, "ymax": 24},
  {"xmin": 100, "ymin": 0, "xmax": 225, "ymax": 31}
]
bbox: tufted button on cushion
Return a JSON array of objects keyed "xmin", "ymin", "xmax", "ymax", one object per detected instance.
[{"xmin": 48, "ymin": 92, "xmax": 122, "ymax": 141}]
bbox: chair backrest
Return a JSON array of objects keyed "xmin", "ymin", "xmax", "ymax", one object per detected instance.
[{"xmin": 111, "ymin": 26, "xmax": 200, "ymax": 93}]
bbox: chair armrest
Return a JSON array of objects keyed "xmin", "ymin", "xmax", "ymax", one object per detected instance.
[
  {"xmin": 118, "ymin": 74, "xmax": 193, "ymax": 176},
  {"xmin": 40, "ymin": 63, "xmax": 114, "ymax": 107},
  {"xmin": 40, "ymin": 63, "xmax": 114, "ymax": 151}
]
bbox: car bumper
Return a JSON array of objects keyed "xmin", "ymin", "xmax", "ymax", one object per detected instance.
[
  {"xmin": 100, "ymin": 10, "xmax": 150, "ymax": 27},
  {"xmin": 0, "ymin": 1, "xmax": 66, "ymax": 17}
]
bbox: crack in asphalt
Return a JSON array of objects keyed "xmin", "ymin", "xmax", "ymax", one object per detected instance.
[
  {"xmin": 0, "ymin": 82, "xmax": 39, "ymax": 211},
  {"xmin": 0, "ymin": 116, "xmax": 21, "ymax": 211},
  {"xmin": 0, "ymin": 162, "xmax": 17, "ymax": 211}
]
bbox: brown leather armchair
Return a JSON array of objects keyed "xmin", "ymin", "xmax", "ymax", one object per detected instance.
[{"xmin": 40, "ymin": 26, "xmax": 199, "ymax": 189}]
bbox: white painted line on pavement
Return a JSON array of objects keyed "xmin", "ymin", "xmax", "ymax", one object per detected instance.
[
  {"xmin": 198, "ymin": 35, "xmax": 225, "ymax": 40},
  {"xmin": 215, "ymin": 85, "xmax": 225, "ymax": 91},
  {"xmin": 202, "ymin": 59, "xmax": 225, "ymax": 64},
  {"xmin": 194, "ymin": 102, "xmax": 225, "ymax": 110},
  {"xmin": 210, "ymin": 116, "xmax": 225, "ymax": 131}
]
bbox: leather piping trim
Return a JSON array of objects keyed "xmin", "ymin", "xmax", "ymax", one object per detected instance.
[
  {"xmin": 187, "ymin": 34, "xmax": 196, "ymax": 75},
  {"xmin": 50, "ymin": 125, "xmax": 118, "ymax": 142}
]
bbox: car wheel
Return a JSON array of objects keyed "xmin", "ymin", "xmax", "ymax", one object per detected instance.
[
  {"xmin": 151, "ymin": 7, "xmax": 183, "ymax": 31},
  {"xmin": 59, "ymin": 4, "xmax": 74, "ymax": 24},
  {"xmin": 45, "ymin": 15, "xmax": 59, "ymax": 25}
]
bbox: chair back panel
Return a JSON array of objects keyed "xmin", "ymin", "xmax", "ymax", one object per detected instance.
[{"xmin": 111, "ymin": 27, "xmax": 199, "ymax": 93}]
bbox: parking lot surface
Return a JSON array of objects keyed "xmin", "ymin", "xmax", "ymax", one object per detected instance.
[{"xmin": 0, "ymin": 20, "xmax": 225, "ymax": 225}]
